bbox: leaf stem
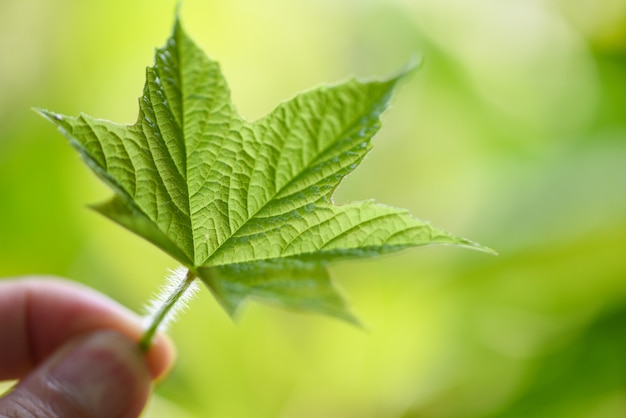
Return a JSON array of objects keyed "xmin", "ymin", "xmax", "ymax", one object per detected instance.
[{"xmin": 138, "ymin": 268, "xmax": 197, "ymax": 352}]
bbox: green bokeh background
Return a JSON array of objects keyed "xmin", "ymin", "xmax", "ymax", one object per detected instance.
[{"xmin": 1, "ymin": 0, "xmax": 625, "ymax": 417}]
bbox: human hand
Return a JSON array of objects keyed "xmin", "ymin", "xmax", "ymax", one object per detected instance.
[{"xmin": 0, "ymin": 277, "xmax": 175, "ymax": 418}]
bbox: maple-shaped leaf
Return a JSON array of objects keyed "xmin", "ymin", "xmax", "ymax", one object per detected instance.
[{"xmin": 36, "ymin": 21, "xmax": 492, "ymax": 323}]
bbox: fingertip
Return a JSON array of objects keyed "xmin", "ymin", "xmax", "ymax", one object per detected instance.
[
  {"xmin": 0, "ymin": 331, "xmax": 152, "ymax": 418},
  {"xmin": 0, "ymin": 277, "xmax": 178, "ymax": 384},
  {"xmin": 144, "ymin": 333, "xmax": 176, "ymax": 381}
]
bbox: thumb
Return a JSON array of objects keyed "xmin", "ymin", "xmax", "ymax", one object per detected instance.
[{"xmin": 0, "ymin": 331, "xmax": 152, "ymax": 418}]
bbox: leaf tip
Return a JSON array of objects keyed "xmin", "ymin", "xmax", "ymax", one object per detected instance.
[
  {"xmin": 389, "ymin": 56, "xmax": 424, "ymax": 87},
  {"xmin": 338, "ymin": 311, "xmax": 364, "ymax": 329},
  {"xmin": 32, "ymin": 107, "xmax": 64, "ymax": 123},
  {"xmin": 429, "ymin": 225, "xmax": 497, "ymax": 256},
  {"xmin": 172, "ymin": 1, "xmax": 187, "ymax": 38},
  {"xmin": 406, "ymin": 54, "xmax": 425, "ymax": 72},
  {"xmin": 174, "ymin": 1, "xmax": 183, "ymax": 23},
  {"xmin": 456, "ymin": 237, "xmax": 498, "ymax": 256}
]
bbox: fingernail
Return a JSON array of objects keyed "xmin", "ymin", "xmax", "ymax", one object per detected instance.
[{"xmin": 49, "ymin": 331, "xmax": 150, "ymax": 418}]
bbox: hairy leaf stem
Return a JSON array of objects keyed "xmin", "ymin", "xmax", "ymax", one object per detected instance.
[{"xmin": 139, "ymin": 268, "xmax": 197, "ymax": 352}]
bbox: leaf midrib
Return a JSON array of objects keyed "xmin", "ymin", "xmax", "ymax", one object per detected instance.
[{"xmin": 174, "ymin": 24, "xmax": 194, "ymax": 265}]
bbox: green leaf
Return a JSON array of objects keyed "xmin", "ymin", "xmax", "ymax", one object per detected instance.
[
  {"xmin": 200, "ymin": 259, "xmax": 358, "ymax": 325},
  {"xmin": 36, "ymin": 20, "xmax": 493, "ymax": 322}
]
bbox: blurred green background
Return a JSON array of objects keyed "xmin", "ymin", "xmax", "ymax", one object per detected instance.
[{"xmin": 1, "ymin": 0, "xmax": 625, "ymax": 416}]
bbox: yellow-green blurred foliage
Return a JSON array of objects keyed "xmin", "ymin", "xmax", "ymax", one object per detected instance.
[{"xmin": 1, "ymin": 0, "xmax": 625, "ymax": 417}]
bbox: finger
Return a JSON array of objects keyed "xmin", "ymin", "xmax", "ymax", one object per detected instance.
[
  {"xmin": 0, "ymin": 331, "xmax": 151, "ymax": 418},
  {"xmin": 0, "ymin": 277, "xmax": 174, "ymax": 381}
]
